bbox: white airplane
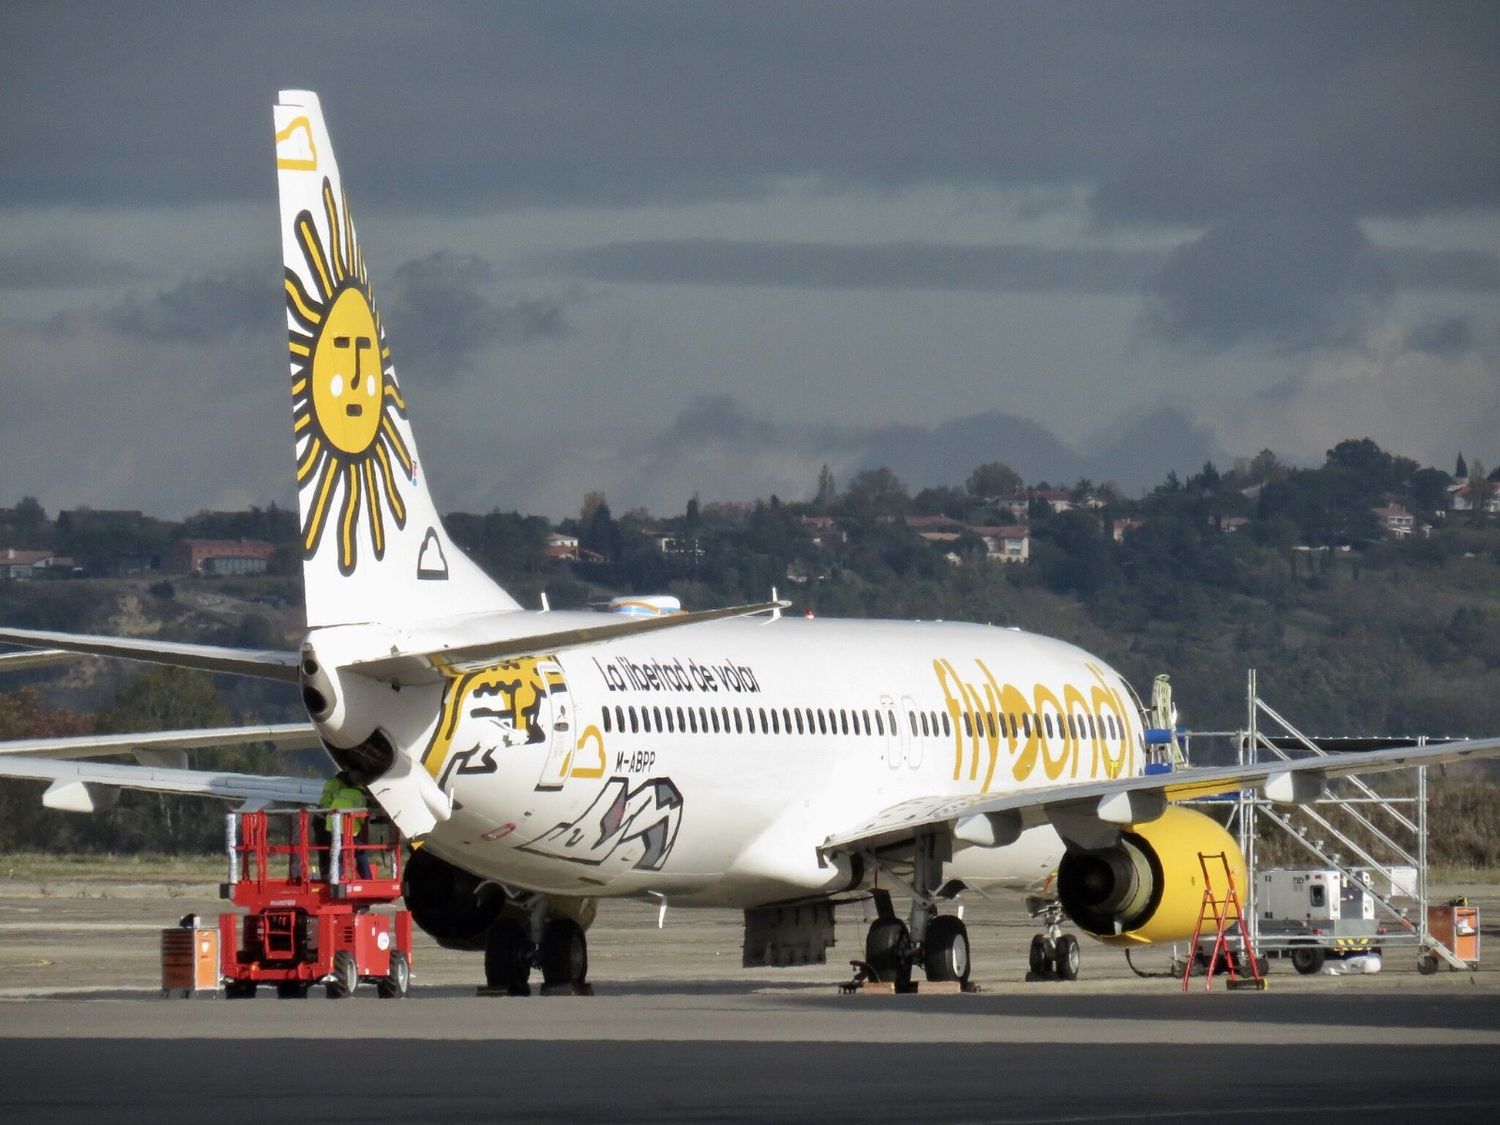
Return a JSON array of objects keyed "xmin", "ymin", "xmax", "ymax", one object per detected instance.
[{"xmin": 3, "ymin": 91, "xmax": 1497, "ymax": 993}]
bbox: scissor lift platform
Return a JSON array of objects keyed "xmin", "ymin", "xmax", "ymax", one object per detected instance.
[{"xmin": 218, "ymin": 808, "xmax": 412, "ymax": 999}]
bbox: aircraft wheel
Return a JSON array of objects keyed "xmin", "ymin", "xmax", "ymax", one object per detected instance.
[
  {"xmin": 922, "ymin": 915, "xmax": 970, "ymax": 983},
  {"xmin": 1290, "ymin": 946, "xmax": 1326, "ymax": 975},
  {"xmin": 377, "ymin": 951, "xmax": 410, "ymax": 998},
  {"xmin": 485, "ymin": 917, "xmax": 532, "ymax": 996},
  {"xmin": 326, "ymin": 950, "xmax": 358, "ymax": 998},
  {"xmin": 1054, "ymin": 933, "xmax": 1081, "ymax": 981},
  {"xmin": 865, "ymin": 917, "xmax": 912, "ymax": 986},
  {"xmin": 1028, "ymin": 934, "xmax": 1051, "ymax": 978},
  {"xmin": 540, "ymin": 918, "xmax": 588, "ymax": 988}
]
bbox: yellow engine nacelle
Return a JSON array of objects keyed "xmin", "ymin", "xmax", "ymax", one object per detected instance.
[{"xmin": 1055, "ymin": 805, "xmax": 1244, "ymax": 947}]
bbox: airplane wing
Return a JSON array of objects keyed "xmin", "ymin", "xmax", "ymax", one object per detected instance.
[
  {"xmin": 0, "ymin": 628, "xmax": 299, "ymax": 683},
  {"xmin": 0, "ymin": 722, "xmax": 320, "ymax": 761},
  {"xmin": 0, "ymin": 756, "xmax": 322, "ymax": 811},
  {"xmin": 821, "ymin": 735, "xmax": 1500, "ymax": 855}
]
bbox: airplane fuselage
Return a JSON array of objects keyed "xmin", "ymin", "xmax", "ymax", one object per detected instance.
[{"xmin": 333, "ymin": 614, "xmax": 1145, "ymax": 908}]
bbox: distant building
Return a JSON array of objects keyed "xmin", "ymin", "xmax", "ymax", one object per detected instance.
[
  {"xmin": 168, "ymin": 538, "xmax": 275, "ymax": 576},
  {"xmin": 969, "ymin": 526, "xmax": 1030, "ymax": 564},
  {"xmin": 1372, "ymin": 504, "xmax": 1416, "ymax": 538},
  {"xmin": 1112, "ymin": 518, "xmax": 1143, "ymax": 542},
  {"xmin": 1447, "ymin": 482, "xmax": 1500, "ymax": 514},
  {"xmin": 0, "ymin": 548, "xmax": 78, "ymax": 580},
  {"xmin": 545, "ymin": 532, "xmax": 579, "ymax": 561}
]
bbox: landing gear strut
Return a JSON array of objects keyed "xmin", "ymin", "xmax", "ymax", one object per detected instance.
[
  {"xmin": 482, "ymin": 894, "xmax": 591, "ymax": 995},
  {"xmin": 1026, "ymin": 896, "xmax": 1082, "ymax": 981},
  {"xmin": 859, "ymin": 832, "xmax": 972, "ymax": 989}
]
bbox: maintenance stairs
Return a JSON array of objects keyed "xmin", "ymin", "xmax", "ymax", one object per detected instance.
[{"xmin": 1184, "ymin": 850, "xmax": 1267, "ymax": 992}]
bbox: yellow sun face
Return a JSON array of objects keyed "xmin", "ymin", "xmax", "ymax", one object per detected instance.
[
  {"xmin": 311, "ymin": 288, "xmax": 385, "ymax": 454},
  {"xmin": 286, "ymin": 178, "xmax": 412, "ymax": 575}
]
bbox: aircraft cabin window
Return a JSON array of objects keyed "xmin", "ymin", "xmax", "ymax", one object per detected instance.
[
  {"xmin": 817, "ymin": 710, "xmax": 827, "ymax": 735},
  {"xmin": 874, "ymin": 712, "xmax": 884, "ymax": 736},
  {"xmin": 962, "ymin": 713, "xmax": 973, "ymax": 737},
  {"xmin": 710, "ymin": 709, "xmax": 720, "ymax": 734},
  {"xmin": 759, "ymin": 707, "xmax": 769, "ymax": 733},
  {"xmin": 1022, "ymin": 714, "xmax": 1032, "ymax": 738},
  {"xmin": 654, "ymin": 706, "xmax": 664, "ymax": 732},
  {"xmin": 909, "ymin": 712, "xmax": 919, "ymax": 737},
  {"xmin": 734, "ymin": 708, "xmax": 744, "ymax": 734},
  {"xmin": 602, "ymin": 708, "xmax": 612, "ymax": 733},
  {"xmin": 840, "ymin": 709, "xmax": 849, "ymax": 735},
  {"xmin": 772, "ymin": 709, "xmax": 781, "ymax": 734},
  {"xmin": 677, "ymin": 706, "xmax": 687, "ymax": 732},
  {"xmin": 941, "ymin": 712, "xmax": 951, "ymax": 737},
  {"xmin": 699, "ymin": 706, "xmax": 709, "ymax": 732},
  {"xmin": 1044, "ymin": 713, "xmax": 1054, "ymax": 738},
  {"xmin": 665, "ymin": 708, "xmax": 675, "ymax": 734},
  {"xmin": 1066, "ymin": 714, "xmax": 1076, "ymax": 739},
  {"xmin": 888, "ymin": 710, "xmax": 897, "ymax": 736},
  {"xmin": 628, "ymin": 707, "xmax": 639, "ymax": 733},
  {"xmin": 792, "ymin": 710, "xmax": 802, "ymax": 735},
  {"xmin": 722, "ymin": 707, "xmax": 731, "ymax": 733},
  {"xmin": 1087, "ymin": 714, "xmax": 1097, "ymax": 739}
]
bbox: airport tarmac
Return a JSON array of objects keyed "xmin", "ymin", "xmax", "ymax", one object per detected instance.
[{"xmin": 2, "ymin": 877, "xmax": 1498, "ymax": 1122}]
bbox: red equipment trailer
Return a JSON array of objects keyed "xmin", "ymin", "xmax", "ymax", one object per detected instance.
[{"xmin": 219, "ymin": 807, "xmax": 412, "ymax": 999}]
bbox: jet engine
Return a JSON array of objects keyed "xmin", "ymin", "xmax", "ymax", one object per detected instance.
[
  {"xmin": 1055, "ymin": 806, "xmax": 1244, "ymax": 946},
  {"xmin": 402, "ymin": 849, "xmax": 504, "ymax": 951}
]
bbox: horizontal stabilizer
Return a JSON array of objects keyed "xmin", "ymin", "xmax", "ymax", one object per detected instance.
[
  {"xmin": 0, "ymin": 627, "xmax": 299, "ymax": 683},
  {"xmin": 0, "ymin": 723, "xmax": 320, "ymax": 761},
  {"xmin": 347, "ymin": 599, "xmax": 788, "ymax": 682},
  {"xmin": 0, "ymin": 648, "xmax": 78, "ymax": 673},
  {"xmin": 0, "ymin": 757, "xmax": 323, "ymax": 807}
]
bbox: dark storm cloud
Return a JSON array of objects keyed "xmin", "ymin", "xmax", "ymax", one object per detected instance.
[
  {"xmin": 0, "ymin": 245, "xmax": 138, "ymax": 290},
  {"xmin": 382, "ymin": 251, "xmax": 571, "ymax": 380},
  {"xmin": 1404, "ymin": 318, "xmax": 1474, "ymax": 360},
  {"xmin": 2, "ymin": 2, "xmax": 1494, "ymax": 222},
  {"xmin": 1141, "ymin": 207, "xmax": 1392, "ymax": 352},
  {"xmin": 555, "ymin": 240, "xmax": 1156, "ymax": 293},
  {"xmin": 47, "ymin": 267, "xmax": 277, "ymax": 344}
]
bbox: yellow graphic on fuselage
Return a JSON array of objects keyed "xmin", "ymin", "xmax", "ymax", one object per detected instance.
[
  {"xmin": 287, "ymin": 178, "xmax": 413, "ymax": 576},
  {"xmin": 934, "ymin": 658, "xmax": 1132, "ymax": 793},
  {"xmin": 421, "ymin": 655, "xmax": 603, "ymax": 791}
]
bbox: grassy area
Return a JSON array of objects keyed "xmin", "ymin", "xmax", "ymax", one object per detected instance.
[
  {"xmin": 0, "ymin": 852, "xmax": 223, "ymax": 882},
  {"xmin": 1430, "ymin": 866, "xmax": 1500, "ymax": 886}
]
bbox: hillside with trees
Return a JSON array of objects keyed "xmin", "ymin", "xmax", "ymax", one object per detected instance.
[{"xmin": 3, "ymin": 437, "xmax": 1498, "ymax": 859}]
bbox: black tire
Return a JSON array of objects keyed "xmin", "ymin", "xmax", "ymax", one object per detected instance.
[
  {"xmin": 1055, "ymin": 933, "xmax": 1081, "ymax": 981},
  {"xmin": 224, "ymin": 980, "xmax": 256, "ymax": 999},
  {"xmin": 1028, "ymin": 934, "xmax": 1051, "ymax": 978},
  {"xmin": 485, "ymin": 917, "xmax": 532, "ymax": 996},
  {"xmin": 540, "ymin": 918, "xmax": 588, "ymax": 987},
  {"xmin": 1417, "ymin": 953, "xmax": 1439, "ymax": 976},
  {"xmin": 922, "ymin": 915, "xmax": 971, "ymax": 983},
  {"xmin": 326, "ymin": 950, "xmax": 358, "ymax": 998},
  {"xmin": 1290, "ymin": 946, "xmax": 1326, "ymax": 975},
  {"xmin": 864, "ymin": 916, "xmax": 912, "ymax": 986},
  {"xmin": 377, "ymin": 951, "xmax": 410, "ymax": 998},
  {"xmin": 276, "ymin": 981, "xmax": 310, "ymax": 999}
]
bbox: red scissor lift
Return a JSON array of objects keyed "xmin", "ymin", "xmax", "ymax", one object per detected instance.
[{"xmin": 219, "ymin": 808, "xmax": 412, "ymax": 999}]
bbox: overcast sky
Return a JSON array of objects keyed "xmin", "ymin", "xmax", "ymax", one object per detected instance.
[{"xmin": 2, "ymin": 1, "xmax": 1497, "ymax": 520}]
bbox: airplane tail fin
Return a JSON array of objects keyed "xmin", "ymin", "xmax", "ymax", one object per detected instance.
[{"xmin": 274, "ymin": 91, "xmax": 520, "ymax": 628}]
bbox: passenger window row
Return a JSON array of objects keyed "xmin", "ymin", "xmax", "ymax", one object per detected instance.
[{"xmin": 598, "ymin": 701, "xmax": 1124, "ymax": 742}]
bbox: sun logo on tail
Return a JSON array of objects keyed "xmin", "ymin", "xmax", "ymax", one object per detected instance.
[{"xmin": 285, "ymin": 178, "xmax": 412, "ymax": 575}]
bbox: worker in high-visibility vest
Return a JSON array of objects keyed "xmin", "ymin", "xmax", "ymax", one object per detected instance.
[{"xmin": 318, "ymin": 771, "xmax": 373, "ymax": 879}]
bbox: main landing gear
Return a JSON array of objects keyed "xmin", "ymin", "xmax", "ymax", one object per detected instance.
[
  {"xmin": 1026, "ymin": 896, "xmax": 1081, "ymax": 981},
  {"xmin": 860, "ymin": 833, "xmax": 972, "ymax": 990},
  {"xmin": 482, "ymin": 894, "xmax": 591, "ymax": 996}
]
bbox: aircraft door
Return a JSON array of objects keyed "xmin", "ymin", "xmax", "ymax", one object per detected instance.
[
  {"xmin": 880, "ymin": 693, "xmax": 899, "ymax": 770},
  {"xmin": 902, "ymin": 695, "xmax": 923, "ymax": 769},
  {"xmin": 532, "ymin": 660, "xmax": 574, "ymax": 791}
]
